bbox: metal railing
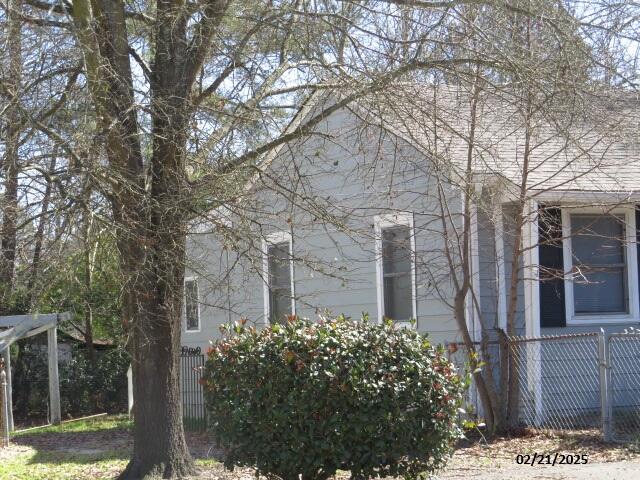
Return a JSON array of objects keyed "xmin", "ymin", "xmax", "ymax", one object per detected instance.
[{"xmin": 180, "ymin": 349, "xmax": 206, "ymax": 432}]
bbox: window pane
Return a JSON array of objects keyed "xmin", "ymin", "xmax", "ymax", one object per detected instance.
[
  {"xmin": 571, "ymin": 214, "xmax": 624, "ymax": 265},
  {"xmin": 268, "ymin": 242, "xmax": 292, "ymax": 323},
  {"xmin": 574, "ymin": 268, "xmax": 627, "ymax": 314},
  {"xmin": 381, "ymin": 224, "xmax": 413, "ymax": 322},
  {"xmin": 570, "ymin": 213, "xmax": 628, "ymax": 315},
  {"xmin": 382, "ymin": 226, "xmax": 411, "ymax": 274},
  {"xmin": 268, "ymin": 243, "xmax": 291, "ymax": 288},
  {"xmin": 270, "ymin": 288, "xmax": 292, "ymax": 324},
  {"xmin": 185, "ymin": 279, "xmax": 199, "ymax": 330},
  {"xmin": 384, "ymin": 274, "xmax": 412, "ymax": 321}
]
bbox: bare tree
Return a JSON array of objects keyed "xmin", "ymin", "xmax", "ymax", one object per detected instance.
[
  {"xmin": 0, "ymin": 0, "xmax": 22, "ymax": 311},
  {"xmin": 2, "ymin": 0, "xmax": 638, "ymax": 477}
]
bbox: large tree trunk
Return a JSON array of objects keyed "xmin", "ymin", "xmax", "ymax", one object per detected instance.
[
  {"xmin": 0, "ymin": 0, "xmax": 22, "ymax": 313},
  {"xmin": 119, "ymin": 45, "xmax": 195, "ymax": 478},
  {"xmin": 116, "ymin": 161, "xmax": 196, "ymax": 478},
  {"xmin": 71, "ymin": 0, "xmax": 225, "ymax": 474},
  {"xmin": 119, "ymin": 153, "xmax": 193, "ymax": 476},
  {"xmin": 120, "ymin": 244, "xmax": 193, "ymax": 479}
]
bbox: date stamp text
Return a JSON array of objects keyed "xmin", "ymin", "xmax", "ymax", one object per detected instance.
[{"xmin": 515, "ymin": 453, "xmax": 588, "ymax": 466}]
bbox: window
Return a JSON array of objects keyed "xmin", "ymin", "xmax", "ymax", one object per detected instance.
[
  {"xmin": 572, "ymin": 214, "xmax": 627, "ymax": 314},
  {"xmin": 263, "ymin": 232, "xmax": 295, "ymax": 324},
  {"xmin": 562, "ymin": 208, "xmax": 639, "ymax": 324},
  {"xmin": 375, "ymin": 213, "xmax": 417, "ymax": 325},
  {"xmin": 184, "ymin": 278, "xmax": 200, "ymax": 332}
]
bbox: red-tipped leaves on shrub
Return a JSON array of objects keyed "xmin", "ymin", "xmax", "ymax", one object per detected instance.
[{"xmin": 202, "ymin": 315, "xmax": 466, "ymax": 480}]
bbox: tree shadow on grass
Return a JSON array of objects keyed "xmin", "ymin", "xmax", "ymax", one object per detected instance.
[
  {"xmin": 10, "ymin": 427, "xmax": 224, "ymax": 465},
  {"xmin": 24, "ymin": 447, "xmax": 131, "ymax": 465}
]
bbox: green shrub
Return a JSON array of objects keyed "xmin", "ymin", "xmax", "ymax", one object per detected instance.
[
  {"xmin": 11, "ymin": 341, "xmax": 129, "ymax": 424},
  {"xmin": 202, "ymin": 315, "xmax": 466, "ymax": 480},
  {"xmin": 60, "ymin": 347, "xmax": 130, "ymax": 416}
]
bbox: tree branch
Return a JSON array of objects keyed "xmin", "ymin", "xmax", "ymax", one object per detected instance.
[{"xmin": 182, "ymin": 0, "xmax": 231, "ymax": 91}]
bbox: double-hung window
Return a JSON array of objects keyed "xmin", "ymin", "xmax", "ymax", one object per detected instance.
[
  {"xmin": 263, "ymin": 232, "xmax": 295, "ymax": 324},
  {"xmin": 562, "ymin": 208, "xmax": 638, "ymax": 323},
  {"xmin": 184, "ymin": 277, "xmax": 200, "ymax": 332},
  {"xmin": 375, "ymin": 213, "xmax": 417, "ymax": 326}
]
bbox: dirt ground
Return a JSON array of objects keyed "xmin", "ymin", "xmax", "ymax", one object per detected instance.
[
  {"xmin": 438, "ymin": 431, "xmax": 640, "ymax": 479},
  {"xmin": 4, "ymin": 426, "xmax": 640, "ymax": 479}
]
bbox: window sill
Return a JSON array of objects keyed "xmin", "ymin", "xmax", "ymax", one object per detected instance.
[
  {"xmin": 392, "ymin": 321, "xmax": 416, "ymax": 330},
  {"xmin": 567, "ymin": 316, "xmax": 640, "ymax": 326}
]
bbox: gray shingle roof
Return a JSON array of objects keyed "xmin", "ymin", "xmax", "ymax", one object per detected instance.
[{"xmin": 352, "ymin": 84, "xmax": 640, "ymax": 194}]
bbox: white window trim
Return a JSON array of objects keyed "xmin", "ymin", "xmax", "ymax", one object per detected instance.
[
  {"xmin": 561, "ymin": 206, "xmax": 639, "ymax": 326},
  {"xmin": 184, "ymin": 276, "xmax": 201, "ymax": 333},
  {"xmin": 262, "ymin": 231, "xmax": 296, "ymax": 323},
  {"xmin": 374, "ymin": 212, "xmax": 418, "ymax": 328}
]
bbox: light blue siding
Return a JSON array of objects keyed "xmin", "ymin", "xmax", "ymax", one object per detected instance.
[{"xmin": 184, "ymin": 105, "xmax": 463, "ymax": 350}]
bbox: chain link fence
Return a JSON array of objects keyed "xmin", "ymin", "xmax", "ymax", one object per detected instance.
[
  {"xmin": 608, "ymin": 332, "xmax": 640, "ymax": 442},
  {"xmin": 509, "ymin": 333, "xmax": 602, "ymax": 430},
  {"xmin": 507, "ymin": 330, "xmax": 640, "ymax": 442},
  {"xmin": 444, "ymin": 331, "xmax": 640, "ymax": 443}
]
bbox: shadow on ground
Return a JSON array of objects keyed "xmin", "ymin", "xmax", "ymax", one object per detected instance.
[{"xmin": 11, "ymin": 427, "xmax": 223, "ymax": 465}]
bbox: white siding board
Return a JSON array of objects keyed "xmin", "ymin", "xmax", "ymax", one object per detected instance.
[{"xmin": 185, "ymin": 103, "xmax": 464, "ymax": 350}]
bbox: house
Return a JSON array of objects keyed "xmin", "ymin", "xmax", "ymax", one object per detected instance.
[
  {"xmin": 55, "ymin": 328, "xmax": 116, "ymax": 363},
  {"xmin": 182, "ymin": 85, "xmax": 640, "ymax": 424}
]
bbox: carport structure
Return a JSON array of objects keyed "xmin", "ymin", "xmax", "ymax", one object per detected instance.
[{"xmin": 0, "ymin": 313, "xmax": 69, "ymax": 431}]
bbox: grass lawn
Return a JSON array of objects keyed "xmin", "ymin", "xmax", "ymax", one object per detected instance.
[
  {"xmin": 11, "ymin": 415, "xmax": 133, "ymax": 437},
  {"xmin": 1, "ymin": 415, "xmax": 219, "ymax": 480},
  {"xmin": 2, "ymin": 415, "xmax": 640, "ymax": 479}
]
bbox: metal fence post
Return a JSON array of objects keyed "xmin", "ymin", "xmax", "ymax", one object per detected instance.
[
  {"xmin": 598, "ymin": 329, "xmax": 612, "ymax": 441},
  {"xmin": 1, "ymin": 364, "xmax": 9, "ymax": 447}
]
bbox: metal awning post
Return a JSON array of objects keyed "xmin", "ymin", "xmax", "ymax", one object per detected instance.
[
  {"xmin": 0, "ymin": 348, "xmax": 13, "ymax": 431},
  {"xmin": 47, "ymin": 326, "xmax": 61, "ymax": 425},
  {"xmin": 1, "ymin": 365, "xmax": 9, "ymax": 447}
]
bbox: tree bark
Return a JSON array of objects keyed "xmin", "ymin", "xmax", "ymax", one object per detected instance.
[
  {"xmin": 70, "ymin": 0, "xmax": 197, "ymax": 474},
  {"xmin": 119, "ymin": 110, "xmax": 196, "ymax": 478},
  {"xmin": 0, "ymin": 0, "xmax": 23, "ymax": 313},
  {"xmin": 120, "ymin": 247, "xmax": 194, "ymax": 479}
]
